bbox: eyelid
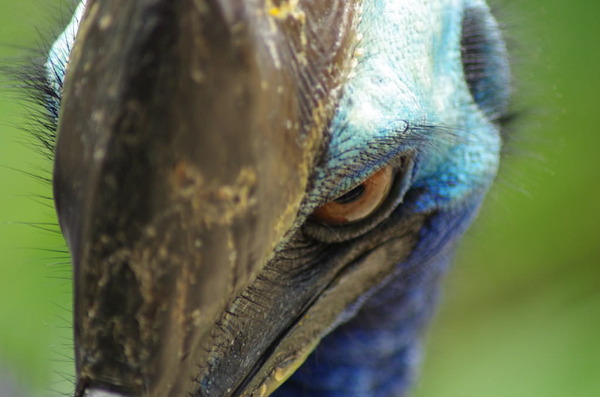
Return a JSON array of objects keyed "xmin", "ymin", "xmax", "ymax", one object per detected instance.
[{"xmin": 311, "ymin": 166, "xmax": 394, "ymax": 226}]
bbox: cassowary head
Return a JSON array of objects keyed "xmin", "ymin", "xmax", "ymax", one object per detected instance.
[{"xmin": 43, "ymin": 0, "xmax": 510, "ymax": 396}]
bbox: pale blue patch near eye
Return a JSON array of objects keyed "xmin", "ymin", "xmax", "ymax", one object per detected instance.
[
  {"xmin": 305, "ymin": 0, "xmax": 504, "ymax": 215},
  {"xmin": 45, "ymin": 1, "xmax": 85, "ymax": 111}
]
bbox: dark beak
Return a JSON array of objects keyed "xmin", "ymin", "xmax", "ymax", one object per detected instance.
[
  {"xmin": 55, "ymin": 0, "xmax": 318, "ymax": 394},
  {"xmin": 53, "ymin": 1, "xmax": 415, "ymax": 396}
]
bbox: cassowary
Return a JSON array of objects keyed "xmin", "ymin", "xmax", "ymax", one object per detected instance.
[{"xmin": 36, "ymin": 0, "xmax": 511, "ymax": 396}]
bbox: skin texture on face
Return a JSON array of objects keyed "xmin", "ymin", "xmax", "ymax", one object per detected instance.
[{"xmin": 46, "ymin": 0, "xmax": 509, "ymax": 396}]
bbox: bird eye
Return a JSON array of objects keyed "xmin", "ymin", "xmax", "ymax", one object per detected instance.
[{"xmin": 311, "ymin": 166, "xmax": 394, "ymax": 226}]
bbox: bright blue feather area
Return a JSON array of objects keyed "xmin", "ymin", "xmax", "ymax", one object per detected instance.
[
  {"xmin": 303, "ymin": 0, "xmax": 503, "ymax": 217},
  {"xmin": 45, "ymin": 2, "xmax": 84, "ymax": 122}
]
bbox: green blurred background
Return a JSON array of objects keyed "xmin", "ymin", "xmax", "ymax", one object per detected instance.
[{"xmin": 0, "ymin": 1, "xmax": 598, "ymax": 396}]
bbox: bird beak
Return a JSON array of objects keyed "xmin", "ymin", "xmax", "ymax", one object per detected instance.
[{"xmin": 53, "ymin": 1, "xmax": 363, "ymax": 396}]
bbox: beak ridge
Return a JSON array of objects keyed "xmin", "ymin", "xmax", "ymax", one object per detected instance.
[{"xmin": 55, "ymin": 1, "xmax": 359, "ymax": 395}]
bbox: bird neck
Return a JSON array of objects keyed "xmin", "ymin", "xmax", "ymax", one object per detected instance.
[
  {"xmin": 273, "ymin": 202, "xmax": 480, "ymax": 396},
  {"xmin": 274, "ymin": 249, "xmax": 451, "ymax": 397}
]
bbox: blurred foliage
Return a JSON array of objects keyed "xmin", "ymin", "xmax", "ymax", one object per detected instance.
[
  {"xmin": 0, "ymin": 1, "xmax": 74, "ymax": 396},
  {"xmin": 0, "ymin": 1, "xmax": 598, "ymax": 396}
]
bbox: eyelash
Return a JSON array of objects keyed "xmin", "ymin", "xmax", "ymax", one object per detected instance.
[
  {"xmin": 23, "ymin": 2, "xmax": 83, "ymax": 160},
  {"xmin": 9, "ymin": 50, "xmax": 65, "ymax": 163}
]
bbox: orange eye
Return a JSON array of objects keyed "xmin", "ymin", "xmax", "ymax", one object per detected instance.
[{"xmin": 312, "ymin": 166, "xmax": 394, "ymax": 226}]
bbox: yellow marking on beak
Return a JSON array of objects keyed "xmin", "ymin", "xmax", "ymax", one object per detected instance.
[
  {"xmin": 267, "ymin": 0, "xmax": 303, "ymax": 21},
  {"xmin": 252, "ymin": 338, "xmax": 320, "ymax": 396},
  {"xmin": 258, "ymin": 384, "xmax": 268, "ymax": 397},
  {"xmin": 267, "ymin": 7, "xmax": 282, "ymax": 17}
]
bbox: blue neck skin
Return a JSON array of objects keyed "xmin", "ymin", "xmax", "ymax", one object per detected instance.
[{"xmin": 274, "ymin": 199, "xmax": 482, "ymax": 397}]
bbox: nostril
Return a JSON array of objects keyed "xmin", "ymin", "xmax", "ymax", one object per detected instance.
[{"xmin": 83, "ymin": 389, "xmax": 130, "ymax": 397}]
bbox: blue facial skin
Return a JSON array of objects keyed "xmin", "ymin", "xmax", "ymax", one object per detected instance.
[
  {"xmin": 47, "ymin": 0, "xmax": 509, "ymax": 395},
  {"xmin": 45, "ymin": 2, "xmax": 84, "ymax": 120},
  {"xmin": 274, "ymin": 0, "xmax": 510, "ymax": 395}
]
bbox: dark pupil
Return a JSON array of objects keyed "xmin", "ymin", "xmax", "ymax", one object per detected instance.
[{"xmin": 334, "ymin": 184, "xmax": 365, "ymax": 204}]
